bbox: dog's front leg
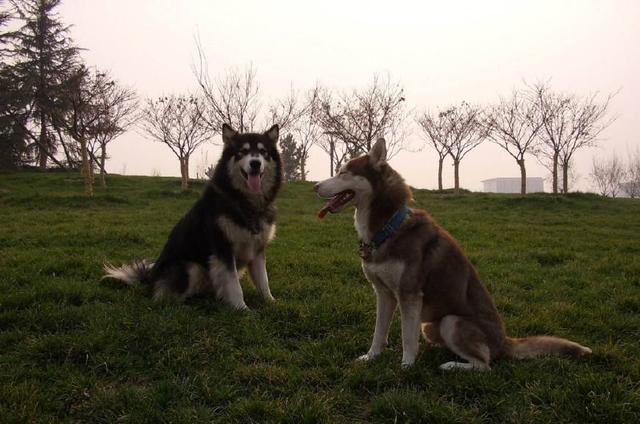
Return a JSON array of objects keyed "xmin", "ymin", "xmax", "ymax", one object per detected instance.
[
  {"xmin": 248, "ymin": 250, "xmax": 275, "ymax": 302},
  {"xmin": 210, "ymin": 256, "xmax": 248, "ymax": 310},
  {"xmin": 358, "ymin": 284, "xmax": 396, "ymax": 362},
  {"xmin": 399, "ymin": 294, "xmax": 423, "ymax": 368}
]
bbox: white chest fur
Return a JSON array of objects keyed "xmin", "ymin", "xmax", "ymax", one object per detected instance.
[
  {"xmin": 362, "ymin": 260, "xmax": 406, "ymax": 293},
  {"xmin": 354, "ymin": 206, "xmax": 371, "ymax": 243},
  {"xmin": 217, "ymin": 216, "xmax": 275, "ymax": 264}
]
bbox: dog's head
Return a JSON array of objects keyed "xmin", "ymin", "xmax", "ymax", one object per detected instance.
[
  {"xmin": 314, "ymin": 138, "xmax": 409, "ymax": 218},
  {"xmin": 218, "ymin": 123, "xmax": 282, "ymax": 199}
]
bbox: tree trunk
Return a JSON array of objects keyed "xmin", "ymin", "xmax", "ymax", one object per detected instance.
[
  {"xmin": 38, "ymin": 115, "xmax": 47, "ymax": 168},
  {"xmin": 89, "ymin": 156, "xmax": 95, "ymax": 185},
  {"xmin": 453, "ymin": 159, "xmax": 460, "ymax": 194},
  {"xmin": 80, "ymin": 138, "xmax": 93, "ymax": 196},
  {"xmin": 180, "ymin": 157, "xmax": 189, "ymax": 191},
  {"xmin": 301, "ymin": 159, "xmax": 306, "ymax": 182},
  {"xmin": 437, "ymin": 156, "xmax": 444, "ymax": 191},
  {"xmin": 552, "ymin": 151, "xmax": 559, "ymax": 194},
  {"xmin": 562, "ymin": 160, "xmax": 569, "ymax": 194},
  {"xmin": 100, "ymin": 145, "xmax": 107, "ymax": 187},
  {"xmin": 517, "ymin": 158, "xmax": 526, "ymax": 195},
  {"xmin": 329, "ymin": 139, "xmax": 335, "ymax": 177},
  {"xmin": 56, "ymin": 127, "xmax": 75, "ymax": 167}
]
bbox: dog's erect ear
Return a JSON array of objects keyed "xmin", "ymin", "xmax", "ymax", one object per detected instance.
[
  {"xmin": 265, "ymin": 124, "xmax": 279, "ymax": 144},
  {"xmin": 369, "ymin": 137, "xmax": 387, "ymax": 167},
  {"xmin": 222, "ymin": 124, "xmax": 238, "ymax": 145}
]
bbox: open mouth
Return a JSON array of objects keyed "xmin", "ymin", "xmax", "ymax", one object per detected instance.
[
  {"xmin": 241, "ymin": 169, "xmax": 263, "ymax": 193},
  {"xmin": 317, "ymin": 190, "xmax": 355, "ymax": 219}
]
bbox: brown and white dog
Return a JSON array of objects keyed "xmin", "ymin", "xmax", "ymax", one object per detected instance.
[{"xmin": 314, "ymin": 138, "xmax": 591, "ymax": 370}]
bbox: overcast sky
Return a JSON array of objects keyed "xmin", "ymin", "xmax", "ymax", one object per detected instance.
[{"xmin": 58, "ymin": 0, "xmax": 640, "ymax": 191}]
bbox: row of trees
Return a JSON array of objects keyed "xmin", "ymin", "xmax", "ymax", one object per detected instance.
[
  {"xmin": 139, "ymin": 64, "xmax": 410, "ymax": 188},
  {"xmin": 590, "ymin": 149, "xmax": 640, "ymax": 198},
  {"xmin": 0, "ymin": 0, "xmax": 138, "ymax": 195},
  {"xmin": 416, "ymin": 83, "xmax": 615, "ymax": 194},
  {"xmin": 175, "ymin": 68, "xmax": 615, "ymax": 196},
  {"xmin": 0, "ymin": 2, "xmax": 620, "ymax": 196}
]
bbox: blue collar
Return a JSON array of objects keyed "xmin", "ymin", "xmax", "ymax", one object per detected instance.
[{"xmin": 371, "ymin": 205, "xmax": 410, "ymax": 248}]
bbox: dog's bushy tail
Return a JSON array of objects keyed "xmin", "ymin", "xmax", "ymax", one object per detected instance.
[
  {"xmin": 102, "ymin": 259, "xmax": 153, "ymax": 286},
  {"xmin": 503, "ymin": 336, "xmax": 592, "ymax": 359}
]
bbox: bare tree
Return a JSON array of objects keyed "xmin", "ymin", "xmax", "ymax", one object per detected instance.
[
  {"xmin": 558, "ymin": 92, "xmax": 615, "ymax": 193},
  {"xmin": 194, "ymin": 42, "xmax": 306, "ymax": 134},
  {"xmin": 484, "ymin": 89, "xmax": 544, "ymax": 194},
  {"xmin": 278, "ymin": 90, "xmax": 322, "ymax": 181},
  {"xmin": 265, "ymin": 84, "xmax": 314, "ymax": 132},
  {"xmin": 87, "ymin": 78, "xmax": 137, "ymax": 187},
  {"xmin": 445, "ymin": 103, "xmax": 485, "ymax": 193},
  {"xmin": 417, "ymin": 103, "xmax": 485, "ymax": 192},
  {"xmin": 312, "ymin": 86, "xmax": 354, "ymax": 176},
  {"xmin": 531, "ymin": 82, "xmax": 615, "ymax": 194},
  {"xmin": 140, "ymin": 94, "xmax": 213, "ymax": 191},
  {"xmin": 546, "ymin": 158, "xmax": 580, "ymax": 194},
  {"xmin": 54, "ymin": 66, "xmax": 112, "ymax": 196},
  {"xmin": 415, "ymin": 109, "xmax": 451, "ymax": 191},
  {"xmin": 530, "ymin": 82, "xmax": 570, "ymax": 193},
  {"xmin": 317, "ymin": 131, "xmax": 351, "ymax": 177},
  {"xmin": 289, "ymin": 88, "xmax": 322, "ymax": 180},
  {"xmin": 590, "ymin": 153, "xmax": 626, "ymax": 198},
  {"xmin": 196, "ymin": 62, "xmax": 260, "ymax": 133},
  {"xmin": 624, "ymin": 147, "xmax": 640, "ymax": 198},
  {"xmin": 317, "ymin": 74, "xmax": 410, "ymax": 161}
]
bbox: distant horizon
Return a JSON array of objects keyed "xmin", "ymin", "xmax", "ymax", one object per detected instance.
[
  {"xmin": 55, "ymin": 0, "xmax": 639, "ymax": 193},
  {"xmin": 102, "ymin": 164, "xmax": 580, "ymax": 195}
]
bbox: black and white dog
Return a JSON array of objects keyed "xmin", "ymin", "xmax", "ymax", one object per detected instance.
[{"xmin": 103, "ymin": 124, "xmax": 282, "ymax": 309}]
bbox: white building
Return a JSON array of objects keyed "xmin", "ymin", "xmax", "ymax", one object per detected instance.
[{"xmin": 482, "ymin": 177, "xmax": 545, "ymax": 193}]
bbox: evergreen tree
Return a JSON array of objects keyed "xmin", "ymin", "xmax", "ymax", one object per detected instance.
[
  {"xmin": 1, "ymin": 3, "xmax": 30, "ymax": 169},
  {"xmin": 6, "ymin": 0, "xmax": 80, "ymax": 168},
  {"xmin": 0, "ymin": 1, "xmax": 11, "ymax": 47},
  {"xmin": 280, "ymin": 133, "xmax": 303, "ymax": 181},
  {"xmin": 0, "ymin": 67, "xmax": 31, "ymax": 169}
]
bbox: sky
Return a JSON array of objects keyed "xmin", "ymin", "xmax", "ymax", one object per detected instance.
[{"xmin": 57, "ymin": 0, "xmax": 640, "ymax": 191}]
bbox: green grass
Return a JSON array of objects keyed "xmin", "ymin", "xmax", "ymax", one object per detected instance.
[{"xmin": 1, "ymin": 171, "xmax": 639, "ymax": 423}]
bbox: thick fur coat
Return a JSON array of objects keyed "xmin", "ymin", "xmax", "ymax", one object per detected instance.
[
  {"xmin": 103, "ymin": 124, "xmax": 283, "ymax": 309},
  {"xmin": 315, "ymin": 138, "xmax": 591, "ymax": 370}
]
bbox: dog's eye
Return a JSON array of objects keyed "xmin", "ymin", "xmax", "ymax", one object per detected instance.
[
  {"xmin": 240, "ymin": 148, "xmax": 249, "ymax": 155},
  {"xmin": 259, "ymin": 148, "xmax": 267, "ymax": 155}
]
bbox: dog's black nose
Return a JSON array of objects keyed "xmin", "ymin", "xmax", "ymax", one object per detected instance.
[{"xmin": 250, "ymin": 160, "xmax": 261, "ymax": 171}]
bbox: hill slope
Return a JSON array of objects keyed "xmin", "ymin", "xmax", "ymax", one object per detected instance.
[{"xmin": 1, "ymin": 172, "xmax": 639, "ymax": 423}]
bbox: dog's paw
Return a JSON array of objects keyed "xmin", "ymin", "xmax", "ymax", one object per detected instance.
[
  {"xmin": 401, "ymin": 360, "xmax": 415, "ymax": 369},
  {"xmin": 233, "ymin": 303, "xmax": 250, "ymax": 311},
  {"xmin": 439, "ymin": 361, "xmax": 490, "ymax": 371},
  {"xmin": 401, "ymin": 353, "xmax": 417, "ymax": 369},
  {"xmin": 439, "ymin": 361, "xmax": 463, "ymax": 371},
  {"xmin": 356, "ymin": 352, "xmax": 378, "ymax": 362}
]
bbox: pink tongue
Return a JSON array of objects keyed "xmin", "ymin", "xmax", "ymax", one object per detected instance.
[{"xmin": 247, "ymin": 174, "xmax": 262, "ymax": 192}]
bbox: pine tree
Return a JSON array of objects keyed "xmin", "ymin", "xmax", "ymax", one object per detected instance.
[
  {"xmin": 6, "ymin": 0, "xmax": 80, "ymax": 168},
  {"xmin": 280, "ymin": 133, "xmax": 303, "ymax": 181},
  {"xmin": 0, "ymin": 67, "xmax": 31, "ymax": 169},
  {"xmin": 0, "ymin": 1, "xmax": 11, "ymax": 45},
  {"xmin": 0, "ymin": 2, "xmax": 30, "ymax": 169}
]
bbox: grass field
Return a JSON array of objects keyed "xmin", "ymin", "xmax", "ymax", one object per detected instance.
[{"xmin": 1, "ymin": 171, "xmax": 639, "ymax": 423}]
